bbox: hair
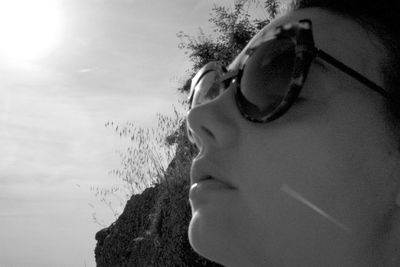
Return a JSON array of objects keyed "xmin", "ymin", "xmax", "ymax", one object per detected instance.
[{"xmin": 288, "ymin": 0, "xmax": 400, "ymax": 132}]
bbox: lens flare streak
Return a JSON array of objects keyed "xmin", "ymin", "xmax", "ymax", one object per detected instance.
[{"xmin": 280, "ymin": 184, "xmax": 352, "ymax": 234}]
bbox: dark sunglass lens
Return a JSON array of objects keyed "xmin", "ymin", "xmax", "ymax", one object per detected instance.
[
  {"xmin": 192, "ymin": 70, "xmax": 224, "ymax": 107},
  {"xmin": 240, "ymin": 39, "xmax": 295, "ymax": 116}
]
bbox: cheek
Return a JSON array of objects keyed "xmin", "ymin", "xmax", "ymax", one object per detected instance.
[
  {"xmin": 237, "ymin": 125, "xmax": 358, "ymax": 225},
  {"xmin": 237, "ymin": 113, "xmax": 389, "ymax": 239},
  {"xmin": 228, "ymin": 129, "xmax": 359, "ymax": 257},
  {"xmin": 238, "ymin": 124, "xmax": 336, "ymax": 195}
]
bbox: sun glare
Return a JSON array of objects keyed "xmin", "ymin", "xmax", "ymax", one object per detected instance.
[{"xmin": 0, "ymin": 0, "xmax": 62, "ymax": 62}]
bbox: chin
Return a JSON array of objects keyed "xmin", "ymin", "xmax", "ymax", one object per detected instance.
[
  {"xmin": 188, "ymin": 210, "xmax": 235, "ymax": 264},
  {"xmin": 188, "ymin": 209, "xmax": 258, "ymax": 267},
  {"xmin": 189, "ymin": 211, "xmax": 220, "ymax": 260}
]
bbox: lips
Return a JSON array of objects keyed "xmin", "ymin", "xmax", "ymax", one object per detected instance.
[
  {"xmin": 190, "ymin": 158, "xmax": 236, "ymax": 190},
  {"xmin": 192, "ymin": 176, "xmax": 236, "ymax": 189}
]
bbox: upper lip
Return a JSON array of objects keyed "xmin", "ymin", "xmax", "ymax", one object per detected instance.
[{"xmin": 190, "ymin": 157, "xmax": 237, "ymax": 189}]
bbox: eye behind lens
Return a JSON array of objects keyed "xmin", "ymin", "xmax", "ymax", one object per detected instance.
[{"xmin": 239, "ymin": 38, "xmax": 295, "ymax": 114}]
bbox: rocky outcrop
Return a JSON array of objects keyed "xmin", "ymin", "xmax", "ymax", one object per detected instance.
[{"xmin": 94, "ymin": 185, "xmax": 160, "ymax": 266}]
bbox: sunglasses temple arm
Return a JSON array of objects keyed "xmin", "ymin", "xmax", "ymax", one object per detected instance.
[{"xmin": 315, "ymin": 49, "xmax": 389, "ymax": 98}]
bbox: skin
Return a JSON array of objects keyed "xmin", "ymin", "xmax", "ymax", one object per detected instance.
[{"xmin": 186, "ymin": 8, "xmax": 400, "ymax": 267}]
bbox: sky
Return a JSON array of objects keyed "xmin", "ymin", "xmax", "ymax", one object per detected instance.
[{"xmin": 0, "ymin": 0, "xmax": 268, "ymax": 266}]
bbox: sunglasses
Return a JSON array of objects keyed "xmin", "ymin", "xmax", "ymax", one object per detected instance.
[{"xmin": 188, "ymin": 19, "xmax": 389, "ymax": 123}]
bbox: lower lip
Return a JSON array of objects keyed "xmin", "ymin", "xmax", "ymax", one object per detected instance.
[{"xmin": 189, "ymin": 179, "xmax": 235, "ymax": 200}]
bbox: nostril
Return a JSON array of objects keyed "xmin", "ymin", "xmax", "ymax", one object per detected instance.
[
  {"xmin": 201, "ymin": 126, "xmax": 215, "ymax": 140},
  {"xmin": 186, "ymin": 121, "xmax": 215, "ymax": 145}
]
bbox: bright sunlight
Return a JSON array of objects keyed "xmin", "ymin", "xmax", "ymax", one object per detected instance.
[{"xmin": 0, "ymin": 0, "xmax": 62, "ymax": 62}]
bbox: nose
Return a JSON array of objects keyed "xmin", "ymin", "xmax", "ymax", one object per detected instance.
[{"xmin": 186, "ymin": 88, "xmax": 239, "ymax": 153}]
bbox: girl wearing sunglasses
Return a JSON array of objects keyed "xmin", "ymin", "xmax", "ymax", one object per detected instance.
[{"xmin": 186, "ymin": 0, "xmax": 400, "ymax": 266}]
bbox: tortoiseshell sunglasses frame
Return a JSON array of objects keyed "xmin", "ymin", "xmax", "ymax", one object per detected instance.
[{"xmin": 188, "ymin": 19, "xmax": 389, "ymax": 123}]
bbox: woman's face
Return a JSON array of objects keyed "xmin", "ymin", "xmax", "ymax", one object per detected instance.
[{"xmin": 187, "ymin": 8, "xmax": 400, "ymax": 267}]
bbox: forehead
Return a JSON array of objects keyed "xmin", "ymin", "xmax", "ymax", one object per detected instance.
[{"xmin": 230, "ymin": 8, "xmax": 385, "ymax": 83}]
